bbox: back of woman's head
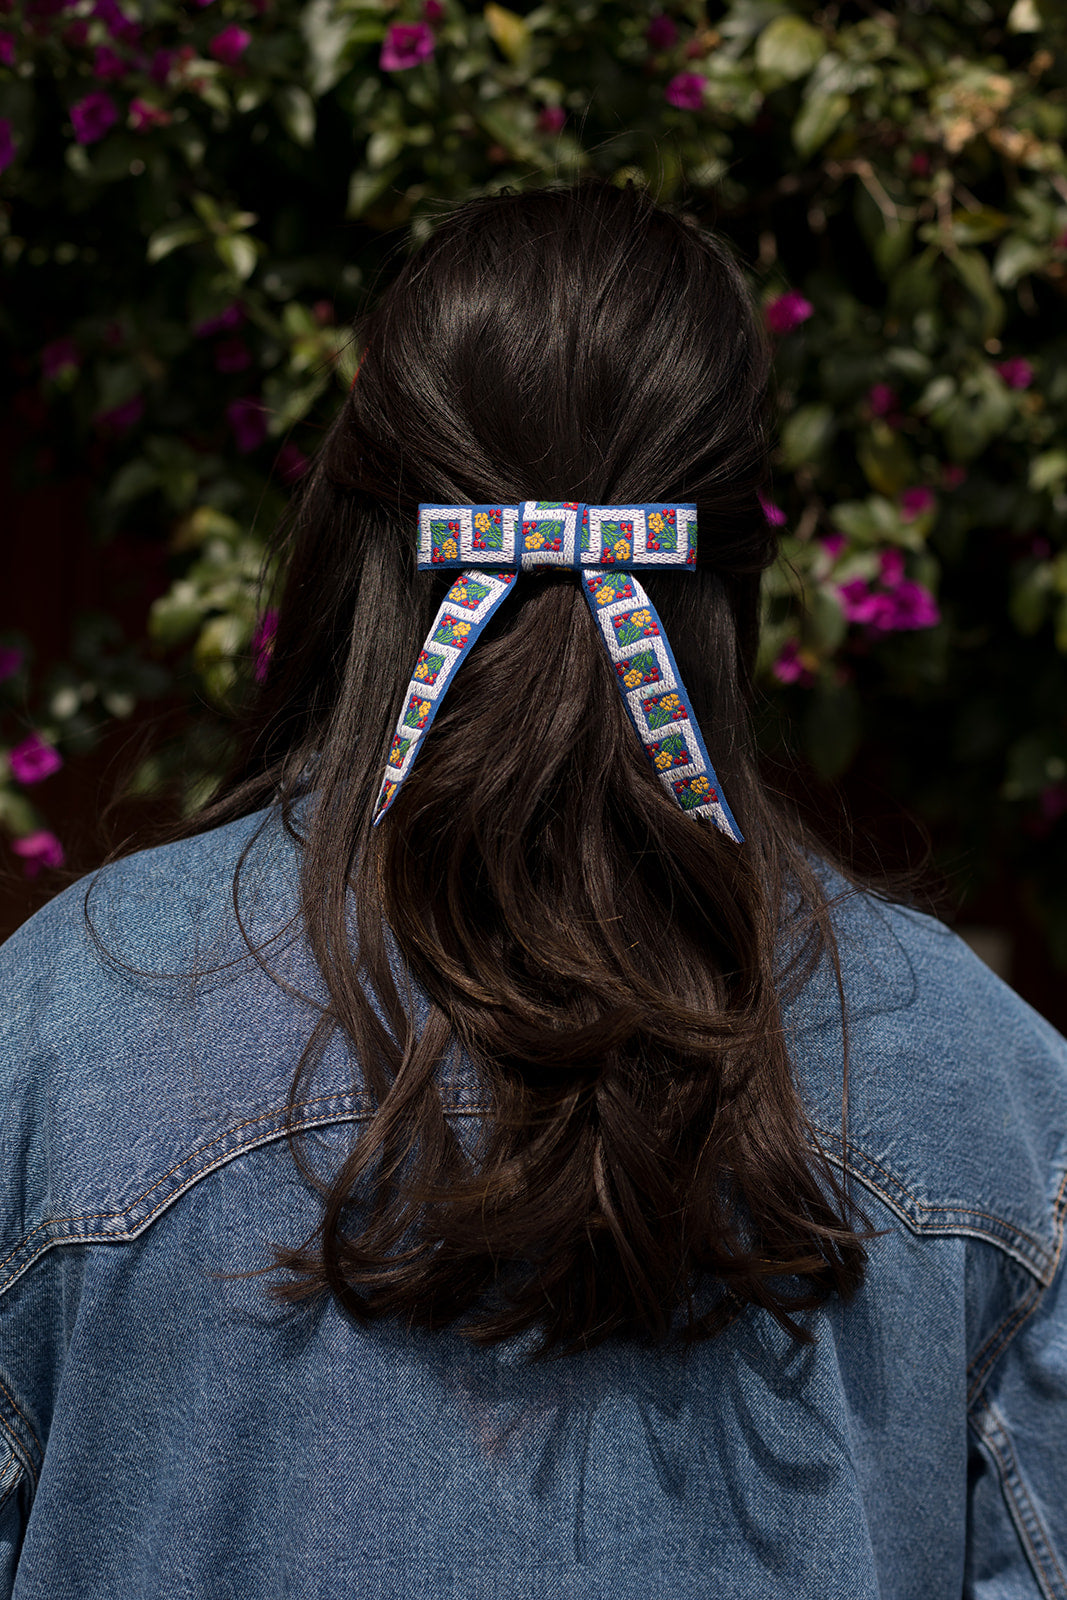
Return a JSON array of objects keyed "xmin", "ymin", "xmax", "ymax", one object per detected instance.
[{"xmin": 220, "ymin": 181, "xmax": 866, "ymax": 1358}]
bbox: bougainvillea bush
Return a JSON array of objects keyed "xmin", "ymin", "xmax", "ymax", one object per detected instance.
[{"xmin": 2, "ymin": 0, "xmax": 1067, "ymax": 948}]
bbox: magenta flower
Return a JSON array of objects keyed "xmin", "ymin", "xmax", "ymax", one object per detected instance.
[
  {"xmin": 646, "ymin": 13, "xmax": 679, "ymax": 49},
  {"xmin": 820, "ymin": 531, "xmax": 846, "ymax": 558},
  {"xmin": 423, "ymin": 0, "xmax": 445, "ymax": 19},
  {"xmin": 149, "ymin": 48, "xmax": 176, "ymax": 84},
  {"xmin": 0, "ymin": 646, "xmax": 23, "ymax": 681},
  {"xmin": 209, "ymin": 24, "xmax": 251, "ymax": 66},
  {"xmin": 93, "ymin": 45, "xmax": 127, "ymax": 79},
  {"xmin": 900, "ymin": 485, "xmax": 935, "ymax": 521},
  {"xmin": 11, "ymin": 830, "xmax": 65, "ymax": 877},
  {"xmin": 194, "ymin": 302, "xmax": 244, "ymax": 338},
  {"xmin": 884, "ymin": 579, "xmax": 939, "ymax": 630},
  {"xmin": 92, "ymin": 0, "xmax": 139, "ymax": 43},
  {"xmin": 0, "ymin": 118, "xmax": 16, "ymax": 174},
  {"xmin": 227, "ymin": 396, "xmax": 267, "ymax": 452},
  {"xmin": 9, "ymin": 732, "xmax": 63, "ymax": 784},
  {"xmin": 837, "ymin": 579, "xmax": 884, "ymax": 626},
  {"xmin": 909, "ymin": 151, "xmax": 931, "ymax": 177},
  {"xmin": 766, "ymin": 290, "xmax": 814, "ymax": 335},
  {"xmin": 380, "ymin": 21, "xmax": 434, "ymax": 70},
  {"xmin": 757, "ymin": 490, "xmax": 787, "ymax": 527},
  {"xmin": 664, "ymin": 72, "xmax": 704, "ymax": 110},
  {"xmin": 537, "ymin": 105, "xmax": 566, "ymax": 134},
  {"xmin": 0, "ymin": 33, "xmax": 15, "ymax": 65},
  {"xmin": 276, "ymin": 442, "xmax": 309, "ymax": 483},
  {"xmin": 878, "ymin": 548, "xmax": 905, "ymax": 588},
  {"xmin": 996, "ymin": 357, "xmax": 1034, "ymax": 390},
  {"xmin": 772, "ymin": 640, "xmax": 814, "ymax": 687},
  {"xmin": 42, "ymin": 337, "xmax": 81, "ymax": 380},
  {"xmin": 95, "ymin": 394, "xmax": 144, "ymax": 433},
  {"xmin": 252, "ymin": 609, "xmax": 278, "ymax": 682},
  {"xmin": 129, "ymin": 98, "xmax": 171, "ymax": 131},
  {"xmin": 866, "ymin": 383, "xmax": 898, "ymax": 417},
  {"xmin": 71, "ymin": 91, "xmax": 118, "ymax": 144},
  {"xmin": 214, "ymin": 336, "xmax": 252, "ymax": 373}
]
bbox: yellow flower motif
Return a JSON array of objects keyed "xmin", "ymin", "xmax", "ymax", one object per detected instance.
[
  {"xmin": 662, "ymin": 693, "xmax": 680, "ymax": 712},
  {"xmin": 654, "ymin": 751, "xmax": 671, "ymax": 770},
  {"xmin": 649, "ymin": 512, "xmax": 665, "ymax": 534},
  {"xmin": 631, "ymin": 609, "xmax": 652, "ymax": 629},
  {"xmin": 441, "ymin": 537, "xmax": 458, "ymax": 558},
  {"xmin": 525, "ymin": 530, "xmax": 546, "ymax": 550},
  {"xmin": 623, "ymin": 668, "xmax": 642, "ymax": 689},
  {"xmin": 414, "ymin": 662, "xmax": 430, "ymax": 681},
  {"xmin": 451, "ymin": 620, "xmax": 471, "ymax": 637},
  {"xmin": 450, "ymin": 585, "xmax": 469, "ymax": 605},
  {"xmin": 474, "ymin": 512, "xmax": 491, "ymax": 533},
  {"xmin": 613, "ymin": 538, "xmax": 631, "ymax": 559},
  {"xmin": 692, "ymin": 775, "xmax": 709, "ymax": 794},
  {"xmin": 595, "ymin": 585, "xmax": 614, "ymax": 604}
]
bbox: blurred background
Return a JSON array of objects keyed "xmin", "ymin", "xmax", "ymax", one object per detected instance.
[{"xmin": 3, "ymin": 0, "xmax": 1066, "ymax": 1025}]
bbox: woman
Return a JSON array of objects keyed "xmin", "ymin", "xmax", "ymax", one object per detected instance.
[{"xmin": 1, "ymin": 182, "xmax": 1064, "ymax": 1599}]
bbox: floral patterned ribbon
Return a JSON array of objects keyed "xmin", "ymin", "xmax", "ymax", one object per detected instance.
[{"xmin": 372, "ymin": 502, "xmax": 742, "ymax": 842}]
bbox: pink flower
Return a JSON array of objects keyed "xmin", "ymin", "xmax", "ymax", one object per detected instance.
[
  {"xmin": 276, "ymin": 442, "xmax": 309, "ymax": 483},
  {"xmin": 820, "ymin": 531, "xmax": 846, "ymax": 558},
  {"xmin": 129, "ymin": 98, "xmax": 171, "ymax": 131},
  {"xmin": 209, "ymin": 24, "xmax": 251, "ymax": 66},
  {"xmin": 0, "ymin": 646, "xmax": 23, "ymax": 681},
  {"xmin": 664, "ymin": 72, "xmax": 704, "ymax": 110},
  {"xmin": 214, "ymin": 336, "xmax": 251, "ymax": 373},
  {"xmin": 41, "ymin": 337, "xmax": 80, "ymax": 380},
  {"xmin": 252, "ymin": 609, "xmax": 278, "ymax": 682},
  {"xmin": 866, "ymin": 382, "xmax": 898, "ymax": 417},
  {"xmin": 909, "ymin": 151, "xmax": 930, "ymax": 177},
  {"xmin": 900, "ymin": 485, "xmax": 935, "ymax": 521},
  {"xmin": 227, "ymin": 396, "xmax": 267, "ymax": 452},
  {"xmin": 92, "ymin": 0, "xmax": 139, "ymax": 42},
  {"xmin": 996, "ymin": 357, "xmax": 1034, "ymax": 390},
  {"xmin": 941, "ymin": 463, "xmax": 966, "ymax": 490},
  {"xmin": 0, "ymin": 117, "xmax": 16, "ymax": 173},
  {"xmin": 765, "ymin": 290, "xmax": 814, "ymax": 335},
  {"xmin": 757, "ymin": 490, "xmax": 787, "ymax": 526},
  {"xmin": 422, "ymin": 0, "xmax": 445, "ymax": 19},
  {"xmin": 149, "ymin": 47, "xmax": 176, "ymax": 83},
  {"xmin": 837, "ymin": 579, "xmax": 884, "ymax": 626},
  {"xmin": 93, "ymin": 44, "xmax": 127, "ymax": 79},
  {"xmin": 0, "ymin": 32, "xmax": 14, "ymax": 65},
  {"xmin": 878, "ymin": 548, "xmax": 905, "ymax": 588},
  {"xmin": 772, "ymin": 640, "xmax": 814, "ymax": 687},
  {"xmin": 194, "ymin": 302, "xmax": 244, "ymax": 337},
  {"xmin": 646, "ymin": 13, "xmax": 678, "ymax": 49},
  {"xmin": 537, "ymin": 105, "xmax": 566, "ymax": 134},
  {"xmin": 11, "ymin": 830, "xmax": 65, "ymax": 877},
  {"xmin": 8, "ymin": 732, "xmax": 62, "ymax": 784},
  {"xmin": 71, "ymin": 91, "xmax": 118, "ymax": 144},
  {"xmin": 884, "ymin": 579, "xmax": 939, "ymax": 630},
  {"xmin": 380, "ymin": 21, "xmax": 434, "ymax": 70},
  {"xmin": 95, "ymin": 395, "xmax": 144, "ymax": 433}
]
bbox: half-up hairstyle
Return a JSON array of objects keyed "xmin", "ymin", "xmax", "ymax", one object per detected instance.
[{"xmin": 158, "ymin": 181, "xmax": 869, "ymax": 1358}]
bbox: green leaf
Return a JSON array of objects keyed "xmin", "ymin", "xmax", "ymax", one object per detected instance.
[
  {"xmin": 302, "ymin": 0, "xmax": 357, "ymax": 96},
  {"xmin": 484, "ymin": 3, "xmax": 531, "ymax": 63},
  {"xmin": 1029, "ymin": 450, "xmax": 1067, "ymax": 493},
  {"xmin": 755, "ymin": 15, "xmax": 826, "ymax": 83},
  {"xmin": 347, "ymin": 165, "xmax": 399, "ymax": 219},
  {"xmin": 1009, "ymin": 562, "xmax": 1051, "ymax": 634},
  {"xmin": 215, "ymin": 234, "xmax": 259, "ymax": 281},
  {"xmin": 857, "ymin": 427, "xmax": 915, "ymax": 497},
  {"xmin": 275, "ymin": 85, "xmax": 316, "ymax": 147},
  {"xmin": 149, "ymin": 582, "xmax": 206, "ymax": 648},
  {"xmin": 779, "ymin": 403, "xmax": 835, "ymax": 471},
  {"xmin": 146, "ymin": 220, "xmax": 206, "ymax": 263},
  {"xmin": 992, "ymin": 234, "xmax": 1048, "ymax": 288},
  {"xmin": 1006, "ymin": 0, "xmax": 1042, "ymax": 30},
  {"xmin": 106, "ymin": 457, "xmax": 159, "ymax": 508},
  {"xmin": 792, "ymin": 92, "xmax": 849, "ymax": 159},
  {"xmin": 951, "ymin": 248, "xmax": 1005, "ymax": 340}
]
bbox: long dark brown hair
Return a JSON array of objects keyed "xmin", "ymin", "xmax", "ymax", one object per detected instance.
[{"xmin": 111, "ymin": 181, "xmax": 871, "ymax": 1358}]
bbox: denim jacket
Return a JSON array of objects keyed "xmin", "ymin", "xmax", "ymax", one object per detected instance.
[{"xmin": 1, "ymin": 804, "xmax": 1065, "ymax": 1600}]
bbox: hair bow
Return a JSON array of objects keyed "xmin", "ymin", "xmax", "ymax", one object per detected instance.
[{"xmin": 372, "ymin": 502, "xmax": 742, "ymax": 842}]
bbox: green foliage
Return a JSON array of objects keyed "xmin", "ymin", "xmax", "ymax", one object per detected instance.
[{"xmin": 2, "ymin": 0, "xmax": 1067, "ymax": 945}]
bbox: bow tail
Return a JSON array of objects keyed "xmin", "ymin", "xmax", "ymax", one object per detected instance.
[
  {"xmin": 372, "ymin": 568, "xmax": 517, "ymax": 824},
  {"xmin": 580, "ymin": 568, "xmax": 744, "ymax": 843}
]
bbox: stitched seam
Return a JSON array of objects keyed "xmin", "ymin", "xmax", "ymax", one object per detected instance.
[
  {"xmin": 811, "ymin": 1123, "xmax": 1051, "ymax": 1251},
  {"xmin": 0, "ymin": 1412, "xmax": 35, "ymax": 1496},
  {"xmin": 971, "ymin": 1391, "xmax": 1067, "ymax": 1600},
  {"xmin": 968, "ymin": 1163, "xmax": 1067, "ymax": 1402},
  {"xmin": 966, "ymin": 1280, "xmax": 1042, "ymax": 1403},
  {"xmin": 0, "ymin": 1378, "xmax": 41, "ymax": 1465}
]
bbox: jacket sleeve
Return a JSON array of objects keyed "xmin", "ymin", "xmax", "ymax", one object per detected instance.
[{"xmin": 966, "ymin": 1214, "xmax": 1067, "ymax": 1599}]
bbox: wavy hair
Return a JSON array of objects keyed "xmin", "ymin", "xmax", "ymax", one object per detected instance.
[{"xmin": 131, "ymin": 182, "xmax": 870, "ymax": 1358}]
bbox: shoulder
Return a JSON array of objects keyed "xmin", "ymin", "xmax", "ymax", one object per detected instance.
[
  {"xmin": 791, "ymin": 884, "xmax": 1067, "ymax": 1282},
  {"xmin": 0, "ymin": 804, "xmax": 362, "ymax": 1297}
]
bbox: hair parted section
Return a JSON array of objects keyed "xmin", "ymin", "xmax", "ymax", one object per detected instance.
[{"xmin": 144, "ymin": 181, "xmax": 870, "ymax": 1357}]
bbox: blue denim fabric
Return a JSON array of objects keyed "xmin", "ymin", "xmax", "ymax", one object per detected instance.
[{"xmin": 0, "ymin": 805, "xmax": 1065, "ymax": 1598}]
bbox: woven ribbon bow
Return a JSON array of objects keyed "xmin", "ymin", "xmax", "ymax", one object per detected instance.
[{"xmin": 372, "ymin": 502, "xmax": 742, "ymax": 842}]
